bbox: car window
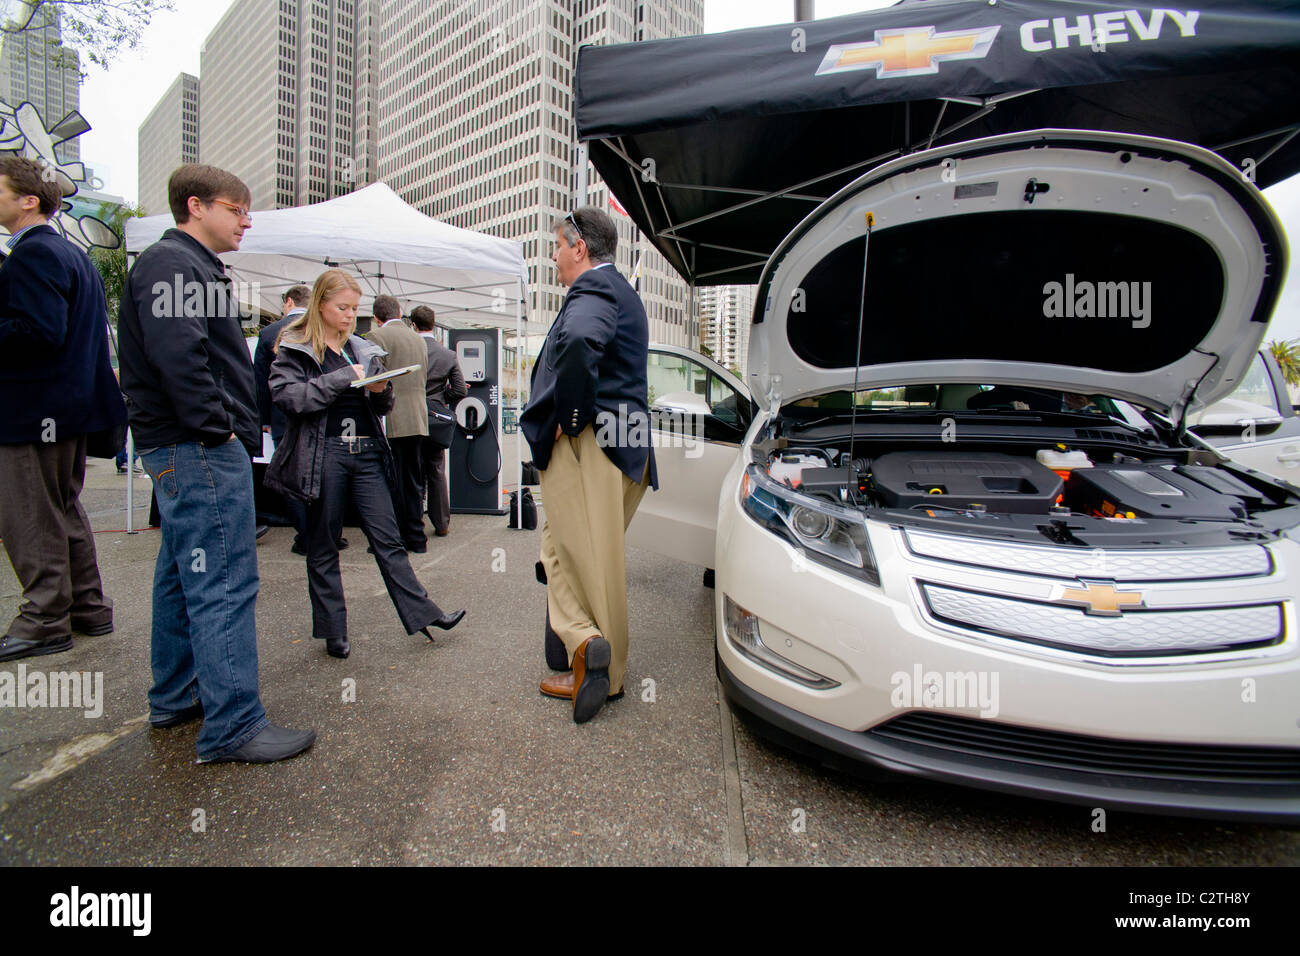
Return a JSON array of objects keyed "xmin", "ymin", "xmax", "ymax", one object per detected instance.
[
  {"xmin": 648, "ymin": 351, "xmax": 708, "ymax": 408},
  {"xmin": 1219, "ymin": 353, "xmax": 1280, "ymax": 412},
  {"xmin": 706, "ymin": 372, "xmax": 752, "ymax": 441}
]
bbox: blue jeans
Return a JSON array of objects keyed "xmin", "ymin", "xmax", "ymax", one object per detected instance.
[{"xmin": 139, "ymin": 439, "xmax": 268, "ymax": 759}]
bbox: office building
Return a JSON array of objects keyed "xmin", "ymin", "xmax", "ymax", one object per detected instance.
[
  {"xmin": 699, "ymin": 284, "xmax": 755, "ymax": 378},
  {"xmin": 0, "ymin": 2, "xmax": 80, "ymax": 163},
  {"xmin": 376, "ymin": 0, "xmax": 703, "ymax": 345},
  {"xmin": 198, "ymin": 0, "xmax": 368, "ymax": 210},
  {"xmin": 137, "ymin": 73, "xmax": 199, "ymax": 217}
]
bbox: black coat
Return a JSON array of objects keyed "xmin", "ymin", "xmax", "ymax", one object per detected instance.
[
  {"xmin": 0, "ymin": 224, "xmax": 126, "ymax": 444},
  {"xmin": 520, "ymin": 264, "xmax": 658, "ymax": 488},
  {"xmin": 264, "ymin": 335, "xmax": 395, "ymax": 502},
  {"xmin": 118, "ymin": 228, "xmax": 260, "ymax": 457}
]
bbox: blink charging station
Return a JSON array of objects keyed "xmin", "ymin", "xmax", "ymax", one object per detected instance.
[{"xmin": 447, "ymin": 328, "xmax": 505, "ymax": 514}]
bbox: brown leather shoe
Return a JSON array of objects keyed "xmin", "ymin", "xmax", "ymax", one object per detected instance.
[
  {"xmin": 571, "ymin": 636, "xmax": 612, "ymax": 723},
  {"xmin": 539, "ymin": 671, "xmax": 624, "ymax": 701}
]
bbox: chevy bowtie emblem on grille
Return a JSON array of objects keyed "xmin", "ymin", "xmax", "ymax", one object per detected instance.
[
  {"xmin": 1053, "ymin": 581, "xmax": 1146, "ymax": 617},
  {"xmin": 816, "ymin": 25, "xmax": 1001, "ymax": 79}
]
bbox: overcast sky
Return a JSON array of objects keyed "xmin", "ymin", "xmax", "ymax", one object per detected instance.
[{"xmin": 72, "ymin": 0, "xmax": 1300, "ymax": 341}]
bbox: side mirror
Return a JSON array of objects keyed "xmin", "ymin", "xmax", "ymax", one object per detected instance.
[
  {"xmin": 652, "ymin": 390, "xmax": 711, "ymax": 418},
  {"xmin": 1189, "ymin": 397, "xmax": 1283, "ymax": 433}
]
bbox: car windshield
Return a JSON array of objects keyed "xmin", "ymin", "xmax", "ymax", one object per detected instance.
[{"xmin": 790, "ymin": 384, "xmax": 1125, "ymax": 416}]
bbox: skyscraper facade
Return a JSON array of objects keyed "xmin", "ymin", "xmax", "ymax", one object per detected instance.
[
  {"xmin": 0, "ymin": 2, "xmax": 80, "ymax": 163},
  {"xmin": 137, "ymin": 73, "xmax": 199, "ymax": 217},
  {"xmin": 698, "ymin": 284, "xmax": 755, "ymax": 379},
  {"xmin": 149, "ymin": 0, "xmax": 703, "ymax": 347},
  {"xmin": 376, "ymin": 0, "xmax": 702, "ymax": 345},
  {"xmin": 199, "ymin": 0, "xmax": 364, "ymax": 210}
]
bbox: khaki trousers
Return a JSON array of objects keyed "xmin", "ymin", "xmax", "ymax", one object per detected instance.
[
  {"xmin": 0, "ymin": 436, "xmax": 113, "ymax": 641},
  {"xmin": 538, "ymin": 425, "xmax": 649, "ymax": 693}
]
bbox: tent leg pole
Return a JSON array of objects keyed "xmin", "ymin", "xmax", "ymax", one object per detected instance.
[
  {"xmin": 516, "ymin": 279, "xmax": 523, "ymax": 529},
  {"xmin": 126, "ymin": 428, "xmax": 136, "ymax": 534}
]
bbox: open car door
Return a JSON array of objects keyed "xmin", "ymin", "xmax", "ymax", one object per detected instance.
[{"xmin": 626, "ymin": 344, "xmax": 755, "ymax": 569}]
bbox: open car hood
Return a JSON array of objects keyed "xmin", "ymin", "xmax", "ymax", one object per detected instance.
[{"xmin": 750, "ymin": 130, "xmax": 1288, "ymax": 420}]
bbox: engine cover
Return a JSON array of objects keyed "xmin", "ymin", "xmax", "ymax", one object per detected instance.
[{"xmin": 870, "ymin": 452, "xmax": 1064, "ymax": 514}]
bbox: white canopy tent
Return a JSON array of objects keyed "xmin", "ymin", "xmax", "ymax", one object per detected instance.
[
  {"xmin": 123, "ymin": 182, "xmax": 535, "ymax": 530},
  {"xmin": 125, "ymin": 182, "xmax": 534, "ymax": 330}
]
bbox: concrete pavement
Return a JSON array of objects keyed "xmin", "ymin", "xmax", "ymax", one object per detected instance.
[{"xmin": 1, "ymin": 458, "xmax": 1297, "ymax": 865}]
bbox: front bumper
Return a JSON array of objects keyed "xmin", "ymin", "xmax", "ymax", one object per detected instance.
[{"xmin": 719, "ymin": 656, "xmax": 1300, "ymax": 824}]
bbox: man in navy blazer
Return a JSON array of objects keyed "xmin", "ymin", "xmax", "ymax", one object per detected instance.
[
  {"xmin": 521, "ymin": 206, "xmax": 657, "ymax": 724},
  {"xmin": 0, "ymin": 156, "xmax": 126, "ymax": 662}
]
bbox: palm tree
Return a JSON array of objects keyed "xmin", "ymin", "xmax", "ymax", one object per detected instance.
[
  {"xmin": 89, "ymin": 200, "xmax": 144, "ymax": 325},
  {"xmin": 1268, "ymin": 338, "xmax": 1300, "ymax": 388}
]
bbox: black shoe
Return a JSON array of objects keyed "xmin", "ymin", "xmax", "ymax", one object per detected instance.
[
  {"xmin": 256, "ymin": 524, "xmax": 269, "ymax": 540},
  {"xmin": 150, "ymin": 701, "xmax": 203, "ymax": 728},
  {"xmin": 405, "ymin": 539, "xmax": 427, "ymax": 553},
  {"xmin": 573, "ymin": 636, "xmax": 612, "ymax": 725},
  {"xmin": 325, "ymin": 636, "xmax": 350, "ymax": 659},
  {"xmin": 419, "ymin": 609, "xmax": 465, "ymax": 643},
  {"xmin": 337, "ymin": 537, "xmax": 349, "ymax": 550},
  {"xmin": 74, "ymin": 621, "xmax": 114, "ymax": 636},
  {"xmin": 431, "ymin": 609, "xmax": 465, "ymax": 631},
  {"xmin": 197, "ymin": 724, "xmax": 317, "ymax": 764},
  {"xmin": 535, "ymin": 560, "xmax": 548, "ymax": 585},
  {"xmin": 544, "ymin": 609, "xmax": 569, "ymax": 671},
  {"xmin": 291, "ymin": 540, "xmax": 307, "ymax": 556},
  {"xmin": 0, "ymin": 633, "xmax": 73, "ymax": 663}
]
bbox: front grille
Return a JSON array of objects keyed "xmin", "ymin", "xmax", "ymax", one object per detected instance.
[
  {"xmin": 903, "ymin": 529, "xmax": 1273, "ymax": 581},
  {"xmin": 920, "ymin": 583, "xmax": 1284, "ymax": 656},
  {"xmin": 869, "ymin": 712, "xmax": 1300, "ymax": 784}
]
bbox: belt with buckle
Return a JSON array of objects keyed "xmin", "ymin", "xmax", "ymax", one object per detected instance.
[{"xmin": 330, "ymin": 435, "xmax": 380, "ymax": 454}]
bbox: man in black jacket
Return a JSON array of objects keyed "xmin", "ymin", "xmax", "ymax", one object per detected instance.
[
  {"xmin": 118, "ymin": 164, "xmax": 314, "ymax": 764},
  {"xmin": 521, "ymin": 207, "xmax": 658, "ymax": 724},
  {"xmin": 0, "ymin": 157, "xmax": 127, "ymax": 662}
]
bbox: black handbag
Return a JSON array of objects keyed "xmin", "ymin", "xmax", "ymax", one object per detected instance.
[
  {"xmin": 507, "ymin": 487, "xmax": 537, "ymax": 530},
  {"xmin": 85, "ymin": 422, "xmax": 128, "ymax": 459},
  {"xmin": 428, "ymin": 398, "xmax": 455, "ymax": 447}
]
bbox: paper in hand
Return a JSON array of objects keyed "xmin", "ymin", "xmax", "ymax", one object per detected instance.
[{"xmin": 350, "ymin": 364, "xmax": 422, "ymax": 388}]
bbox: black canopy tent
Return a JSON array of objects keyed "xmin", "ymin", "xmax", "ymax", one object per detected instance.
[{"xmin": 575, "ymin": 0, "xmax": 1300, "ymax": 286}]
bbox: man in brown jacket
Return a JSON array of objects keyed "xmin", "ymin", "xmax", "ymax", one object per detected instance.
[{"xmin": 366, "ymin": 296, "xmax": 429, "ymax": 551}]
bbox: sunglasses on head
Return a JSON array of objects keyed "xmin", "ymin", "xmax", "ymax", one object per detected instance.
[{"xmin": 564, "ymin": 211, "xmax": 585, "ymax": 245}]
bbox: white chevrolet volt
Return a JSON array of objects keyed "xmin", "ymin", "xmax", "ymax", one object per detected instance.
[{"xmin": 629, "ymin": 130, "xmax": 1300, "ymax": 824}]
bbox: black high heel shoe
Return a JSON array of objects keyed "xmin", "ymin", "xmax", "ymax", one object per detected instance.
[{"xmin": 420, "ymin": 610, "xmax": 465, "ymax": 642}]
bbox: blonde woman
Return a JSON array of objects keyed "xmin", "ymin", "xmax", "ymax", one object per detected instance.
[{"xmin": 266, "ymin": 269, "xmax": 464, "ymax": 659}]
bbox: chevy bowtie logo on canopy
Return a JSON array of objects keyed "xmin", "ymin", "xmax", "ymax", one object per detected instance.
[{"xmin": 817, "ymin": 25, "xmax": 1001, "ymax": 78}]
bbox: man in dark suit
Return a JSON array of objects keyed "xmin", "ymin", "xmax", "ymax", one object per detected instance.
[
  {"xmin": 521, "ymin": 206, "xmax": 658, "ymax": 724},
  {"xmin": 366, "ymin": 295, "xmax": 430, "ymax": 552},
  {"xmin": 411, "ymin": 305, "xmax": 467, "ymax": 536},
  {"xmin": 0, "ymin": 157, "xmax": 127, "ymax": 662}
]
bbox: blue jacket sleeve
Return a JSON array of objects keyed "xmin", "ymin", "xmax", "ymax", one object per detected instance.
[
  {"xmin": 551, "ymin": 277, "xmax": 618, "ymax": 436},
  {"xmin": 0, "ymin": 239, "xmax": 73, "ymax": 355}
]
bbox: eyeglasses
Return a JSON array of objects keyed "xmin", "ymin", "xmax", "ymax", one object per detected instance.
[{"xmin": 210, "ymin": 198, "xmax": 252, "ymax": 222}]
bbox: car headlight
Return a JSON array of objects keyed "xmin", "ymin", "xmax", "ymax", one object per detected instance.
[{"xmin": 740, "ymin": 464, "xmax": 879, "ymax": 585}]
